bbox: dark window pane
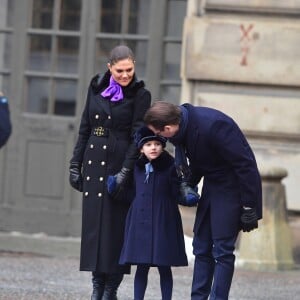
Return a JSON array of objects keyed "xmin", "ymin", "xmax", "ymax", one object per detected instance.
[
  {"xmin": 100, "ymin": 0, "xmax": 122, "ymax": 33},
  {"xmin": 163, "ymin": 43, "xmax": 181, "ymax": 80},
  {"xmin": 26, "ymin": 77, "xmax": 50, "ymax": 114},
  {"xmin": 95, "ymin": 39, "xmax": 147, "ymax": 78},
  {"xmin": 27, "ymin": 35, "xmax": 52, "ymax": 71},
  {"xmin": 60, "ymin": 0, "xmax": 82, "ymax": 31},
  {"xmin": 128, "ymin": 0, "xmax": 138, "ymax": 33},
  {"xmin": 32, "ymin": 0, "xmax": 54, "ymax": 29},
  {"xmin": 0, "ymin": 33, "xmax": 12, "ymax": 69},
  {"xmin": 0, "ymin": 0, "xmax": 15, "ymax": 27},
  {"xmin": 99, "ymin": 0, "xmax": 149, "ymax": 34},
  {"xmin": 128, "ymin": 0, "xmax": 149, "ymax": 34},
  {"xmin": 56, "ymin": 36, "xmax": 79, "ymax": 73},
  {"xmin": 54, "ymin": 80, "xmax": 76, "ymax": 116},
  {"xmin": 166, "ymin": 0, "xmax": 186, "ymax": 37}
]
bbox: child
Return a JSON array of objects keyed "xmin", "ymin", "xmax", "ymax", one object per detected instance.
[{"xmin": 108, "ymin": 126, "xmax": 190, "ymax": 300}]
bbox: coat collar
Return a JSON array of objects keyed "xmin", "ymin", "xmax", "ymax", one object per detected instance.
[{"xmin": 136, "ymin": 151, "xmax": 175, "ymax": 171}]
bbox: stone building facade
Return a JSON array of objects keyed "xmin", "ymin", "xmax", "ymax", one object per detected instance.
[{"xmin": 181, "ymin": 0, "xmax": 300, "ymax": 211}]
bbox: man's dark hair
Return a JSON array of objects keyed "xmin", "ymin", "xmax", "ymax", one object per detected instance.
[
  {"xmin": 144, "ymin": 101, "xmax": 181, "ymax": 131},
  {"xmin": 109, "ymin": 45, "xmax": 135, "ymax": 65}
]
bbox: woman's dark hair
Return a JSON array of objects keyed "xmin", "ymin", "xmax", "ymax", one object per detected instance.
[
  {"xmin": 109, "ymin": 45, "xmax": 135, "ymax": 65},
  {"xmin": 144, "ymin": 101, "xmax": 181, "ymax": 131}
]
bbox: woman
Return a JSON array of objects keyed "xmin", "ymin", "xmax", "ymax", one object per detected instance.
[{"xmin": 69, "ymin": 45, "xmax": 151, "ymax": 300}]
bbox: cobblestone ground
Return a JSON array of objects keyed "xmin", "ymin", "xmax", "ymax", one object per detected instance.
[{"xmin": 1, "ymin": 251, "xmax": 300, "ymax": 300}]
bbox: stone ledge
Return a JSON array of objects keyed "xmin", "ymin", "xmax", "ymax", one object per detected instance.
[
  {"xmin": 1, "ymin": 212, "xmax": 299, "ymax": 264},
  {"xmin": 0, "ymin": 231, "xmax": 80, "ymax": 258}
]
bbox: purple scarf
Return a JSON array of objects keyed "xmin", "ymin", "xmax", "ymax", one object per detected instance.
[{"xmin": 100, "ymin": 76, "xmax": 123, "ymax": 102}]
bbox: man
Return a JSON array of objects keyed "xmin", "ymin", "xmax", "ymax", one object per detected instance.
[
  {"xmin": 0, "ymin": 91, "xmax": 12, "ymax": 149},
  {"xmin": 144, "ymin": 101, "xmax": 262, "ymax": 300}
]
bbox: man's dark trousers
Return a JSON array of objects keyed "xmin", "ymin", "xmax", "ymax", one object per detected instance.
[{"xmin": 191, "ymin": 209, "xmax": 238, "ymax": 300}]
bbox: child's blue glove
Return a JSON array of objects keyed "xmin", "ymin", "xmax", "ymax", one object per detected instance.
[
  {"xmin": 107, "ymin": 175, "xmax": 117, "ymax": 195},
  {"xmin": 179, "ymin": 182, "xmax": 200, "ymax": 207}
]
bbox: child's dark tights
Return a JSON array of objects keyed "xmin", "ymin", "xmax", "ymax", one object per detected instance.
[{"xmin": 134, "ymin": 264, "xmax": 173, "ymax": 300}]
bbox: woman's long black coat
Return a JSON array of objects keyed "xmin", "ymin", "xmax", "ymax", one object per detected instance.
[
  {"xmin": 119, "ymin": 151, "xmax": 188, "ymax": 267},
  {"xmin": 70, "ymin": 71, "xmax": 151, "ymax": 273}
]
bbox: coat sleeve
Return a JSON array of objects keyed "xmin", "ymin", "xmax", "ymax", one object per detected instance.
[
  {"xmin": 0, "ymin": 99, "xmax": 12, "ymax": 149},
  {"xmin": 210, "ymin": 119, "xmax": 262, "ymax": 209},
  {"xmin": 70, "ymin": 87, "xmax": 92, "ymax": 164},
  {"xmin": 185, "ymin": 167, "xmax": 203, "ymax": 188},
  {"xmin": 122, "ymin": 89, "xmax": 151, "ymax": 169}
]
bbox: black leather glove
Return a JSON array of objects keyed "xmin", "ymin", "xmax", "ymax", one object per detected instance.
[
  {"xmin": 179, "ymin": 182, "xmax": 200, "ymax": 207},
  {"xmin": 240, "ymin": 207, "xmax": 258, "ymax": 232},
  {"xmin": 109, "ymin": 167, "xmax": 132, "ymax": 200},
  {"xmin": 115, "ymin": 167, "xmax": 131, "ymax": 185},
  {"xmin": 69, "ymin": 162, "xmax": 83, "ymax": 192}
]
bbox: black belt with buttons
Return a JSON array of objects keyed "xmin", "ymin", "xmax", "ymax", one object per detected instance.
[
  {"xmin": 92, "ymin": 127, "xmax": 131, "ymax": 139},
  {"xmin": 92, "ymin": 126, "xmax": 109, "ymax": 137}
]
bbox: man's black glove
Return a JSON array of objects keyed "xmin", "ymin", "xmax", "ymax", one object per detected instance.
[
  {"xmin": 108, "ymin": 167, "xmax": 132, "ymax": 200},
  {"xmin": 69, "ymin": 162, "xmax": 83, "ymax": 192},
  {"xmin": 179, "ymin": 182, "xmax": 200, "ymax": 207},
  {"xmin": 240, "ymin": 207, "xmax": 258, "ymax": 232}
]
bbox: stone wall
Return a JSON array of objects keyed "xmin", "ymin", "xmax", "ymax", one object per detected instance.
[{"xmin": 181, "ymin": 0, "xmax": 300, "ymax": 210}]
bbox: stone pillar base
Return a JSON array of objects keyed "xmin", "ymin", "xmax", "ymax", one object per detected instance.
[{"xmin": 237, "ymin": 166, "xmax": 295, "ymax": 271}]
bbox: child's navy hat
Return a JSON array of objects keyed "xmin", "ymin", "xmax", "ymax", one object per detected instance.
[{"xmin": 135, "ymin": 126, "xmax": 167, "ymax": 149}]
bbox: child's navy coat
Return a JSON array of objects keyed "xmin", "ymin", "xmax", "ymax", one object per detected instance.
[{"xmin": 119, "ymin": 151, "xmax": 188, "ymax": 267}]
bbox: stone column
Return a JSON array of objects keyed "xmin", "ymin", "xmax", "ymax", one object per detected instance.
[{"xmin": 237, "ymin": 166, "xmax": 295, "ymax": 271}]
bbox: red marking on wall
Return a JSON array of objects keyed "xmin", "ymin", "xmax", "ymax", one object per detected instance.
[{"xmin": 240, "ymin": 24, "xmax": 254, "ymax": 66}]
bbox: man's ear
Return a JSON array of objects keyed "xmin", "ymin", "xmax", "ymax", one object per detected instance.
[{"xmin": 164, "ymin": 125, "xmax": 171, "ymax": 132}]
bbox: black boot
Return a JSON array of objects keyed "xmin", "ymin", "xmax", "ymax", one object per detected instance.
[
  {"xmin": 102, "ymin": 273, "xmax": 124, "ymax": 300},
  {"xmin": 91, "ymin": 272, "xmax": 105, "ymax": 300}
]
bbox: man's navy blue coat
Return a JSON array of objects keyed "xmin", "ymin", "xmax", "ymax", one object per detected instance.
[
  {"xmin": 182, "ymin": 104, "xmax": 262, "ymax": 238},
  {"xmin": 0, "ymin": 97, "xmax": 12, "ymax": 148}
]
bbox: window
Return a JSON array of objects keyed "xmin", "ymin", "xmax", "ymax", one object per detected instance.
[
  {"xmin": 0, "ymin": 0, "xmax": 14, "ymax": 94},
  {"xmin": 24, "ymin": 0, "xmax": 82, "ymax": 115},
  {"xmin": 95, "ymin": 0, "xmax": 149, "ymax": 77},
  {"xmin": 99, "ymin": 0, "xmax": 145, "ymax": 34},
  {"xmin": 161, "ymin": 0, "xmax": 187, "ymax": 103},
  {"xmin": 31, "ymin": 0, "xmax": 54, "ymax": 29}
]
